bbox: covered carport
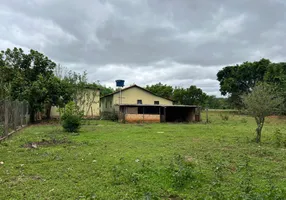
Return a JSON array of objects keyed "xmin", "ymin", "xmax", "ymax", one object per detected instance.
[
  {"xmin": 163, "ymin": 105, "xmax": 200, "ymax": 122},
  {"xmin": 118, "ymin": 104, "xmax": 201, "ymax": 123}
]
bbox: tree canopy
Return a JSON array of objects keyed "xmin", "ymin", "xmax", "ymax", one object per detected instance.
[
  {"xmin": 217, "ymin": 58, "xmax": 286, "ymax": 109},
  {"xmin": 146, "ymin": 83, "xmax": 173, "ymax": 100},
  {"xmin": 0, "ymin": 47, "xmax": 113, "ymax": 122},
  {"xmin": 145, "ymin": 83, "xmax": 218, "ymax": 107},
  {"xmin": 0, "ymin": 48, "xmax": 60, "ymax": 121},
  {"xmin": 217, "ymin": 58, "xmax": 271, "ymax": 108}
]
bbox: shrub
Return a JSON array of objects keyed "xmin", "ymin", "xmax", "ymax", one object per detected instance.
[
  {"xmin": 220, "ymin": 113, "xmax": 229, "ymax": 121},
  {"xmin": 168, "ymin": 154, "xmax": 197, "ymax": 189},
  {"xmin": 273, "ymin": 129, "xmax": 286, "ymax": 148},
  {"xmin": 100, "ymin": 111, "xmax": 118, "ymax": 121},
  {"xmin": 240, "ymin": 118, "xmax": 247, "ymax": 123},
  {"xmin": 62, "ymin": 115, "xmax": 81, "ymax": 133},
  {"xmin": 61, "ymin": 102, "xmax": 83, "ymax": 133}
]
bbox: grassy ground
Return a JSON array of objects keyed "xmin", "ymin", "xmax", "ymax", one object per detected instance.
[{"xmin": 1, "ymin": 111, "xmax": 286, "ymax": 199}]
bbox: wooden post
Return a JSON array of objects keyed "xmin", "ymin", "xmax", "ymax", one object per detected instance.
[
  {"xmin": 20, "ymin": 102, "xmax": 23, "ymax": 127},
  {"xmin": 25, "ymin": 102, "xmax": 29, "ymax": 125},
  {"xmin": 143, "ymin": 107, "xmax": 145, "ymax": 123},
  {"xmin": 206, "ymin": 107, "xmax": 209, "ymax": 123},
  {"xmin": 4, "ymin": 100, "xmax": 9, "ymax": 136},
  {"xmin": 13, "ymin": 101, "xmax": 17, "ymax": 130}
]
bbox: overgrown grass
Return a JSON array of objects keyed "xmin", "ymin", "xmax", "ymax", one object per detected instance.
[{"xmin": 1, "ymin": 111, "xmax": 286, "ymax": 199}]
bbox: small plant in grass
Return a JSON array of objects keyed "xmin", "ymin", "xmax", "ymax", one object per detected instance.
[
  {"xmin": 168, "ymin": 154, "xmax": 197, "ymax": 189},
  {"xmin": 240, "ymin": 118, "xmax": 247, "ymax": 123},
  {"xmin": 273, "ymin": 129, "xmax": 286, "ymax": 148},
  {"xmin": 61, "ymin": 101, "xmax": 83, "ymax": 133},
  {"xmin": 219, "ymin": 113, "xmax": 229, "ymax": 121}
]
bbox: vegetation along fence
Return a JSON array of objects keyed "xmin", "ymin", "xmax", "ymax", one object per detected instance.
[{"xmin": 0, "ymin": 100, "xmax": 30, "ymax": 140}]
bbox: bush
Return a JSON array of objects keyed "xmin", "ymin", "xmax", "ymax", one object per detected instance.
[
  {"xmin": 168, "ymin": 154, "xmax": 197, "ymax": 189},
  {"xmin": 240, "ymin": 118, "xmax": 247, "ymax": 123},
  {"xmin": 62, "ymin": 115, "xmax": 81, "ymax": 133},
  {"xmin": 101, "ymin": 111, "xmax": 118, "ymax": 121},
  {"xmin": 273, "ymin": 129, "xmax": 286, "ymax": 148},
  {"xmin": 219, "ymin": 113, "xmax": 229, "ymax": 121},
  {"xmin": 61, "ymin": 102, "xmax": 83, "ymax": 133}
]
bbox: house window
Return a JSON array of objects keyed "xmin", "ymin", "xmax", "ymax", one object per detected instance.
[
  {"xmin": 137, "ymin": 99, "xmax": 142, "ymax": 104},
  {"xmin": 154, "ymin": 101, "xmax": 159, "ymax": 105}
]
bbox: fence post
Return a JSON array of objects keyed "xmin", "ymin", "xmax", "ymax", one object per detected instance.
[
  {"xmin": 206, "ymin": 107, "xmax": 209, "ymax": 123},
  {"xmin": 4, "ymin": 100, "xmax": 9, "ymax": 136},
  {"xmin": 13, "ymin": 101, "xmax": 17, "ymax": 130},
  {"xmin": 25, "ymin": 102, "xmax": 29, "ymax": 125},
  {"xmin": 20, "ymin": 101, "xmax": 23, "ymax": 127}
]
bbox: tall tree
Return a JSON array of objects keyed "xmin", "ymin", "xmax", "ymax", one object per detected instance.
[
  {"xmin": 242, "ymin": 83, "xmax": 283, "ymax": 143},
  {"xmin": 0, "ymin": 48, "xmax": 69, "ymax": 121},
  {"xmin": 206, "ymin": 96, "xmax": 232, "ymax": 109},
  {"xmin": 217, "ymin": 58, "xmax": 270, "ymax": 108},
  {"xmin": 0, "ymin": 66, "xmax": 12, "ymax": 99},
  {"xmin": 265, "ymin": 63, "xmax": 286, "ymax": 113},
  {"xmin": 146, "ymin": 83, "xmax": 173, "ymax": 99},
  {"xmin": 173, "ymin": 86, "xmax": 208, "ymax": 106}
]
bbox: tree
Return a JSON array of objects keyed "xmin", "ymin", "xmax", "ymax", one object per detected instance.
[
  {"xmin": 217, "ymin": 58, "xmax": 270, "ymax": 108},
  {"xmin": 206, "ymin": 96, "xmax": 232, "ymax": 109},
  {"xmin": 146, "ymin": 83, "xmax": 173, "ymax": 99},
  {"xmin": 145, "ymin": 83, "xmax": 208, "ymax": 106},
  {"xmin": 0, "ymin": 48, "xmax": 72, "ymax": 121},
  {"xmin": 99, "ymin": 85, "xmax": 114, "ymax": 97},
  {"xmin": 0, "ymin": 66, "xmax": 12, "ymax": 99},
  {"xmin": 264, "ymin": 62, "xmax": 286, "ymax": 113},
  {"xmin": 44, "ymin": 76, "xmax": 74, "ymax": 118},
  {"xmin": 242, "ymin": 83, "xmax": 283, "ymax": 143},
  {"xmin": 173, "ymin": 86, "xmax": 208, "ymax": 106}
]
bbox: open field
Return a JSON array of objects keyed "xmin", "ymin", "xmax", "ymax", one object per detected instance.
[{"xmin": 1, "ymin": 111, "xmax": 286, "ymax": 199}]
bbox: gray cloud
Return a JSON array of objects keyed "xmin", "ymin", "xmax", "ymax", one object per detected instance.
[{"xmin": 0, "ymin": 0, "xmax": 286, "ymax": 96}]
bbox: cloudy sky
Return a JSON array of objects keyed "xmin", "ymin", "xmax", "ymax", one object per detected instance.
[{"xmin": 1, "ymin": 0, "xmax": 286, "ymax": 96}]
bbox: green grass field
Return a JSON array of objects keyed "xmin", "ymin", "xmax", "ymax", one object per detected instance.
[{"xmin": 1, "ymin": 111, "xmax": 286, "ymax": 199}]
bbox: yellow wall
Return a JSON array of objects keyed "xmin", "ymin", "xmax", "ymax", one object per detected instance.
[
  {"xmin": 113, "ymin": 87, "xmax": 173, "ymax": 105},
  {"xmin": 100, "ymin": 95, "xmax": 114, "ymax": 113},
  {"xmin": 51, "ymin": 89, "xmax": 100, "ymax": 118},
  {"xmin": 100, "ymin": 86, "xmax": 173, "ymax": 113}
]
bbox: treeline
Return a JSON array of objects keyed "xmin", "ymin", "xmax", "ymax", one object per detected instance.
[
  {"xmin": 0, "ymin": 47, "xmax": 113, "ymax": 122},
  {"xmin": 217, "ymin": 58, "xmax": 286, "ymax": 109},
  {"xmin": 145, "ymin": 83, "xmax": 231, "ymax": 109}
]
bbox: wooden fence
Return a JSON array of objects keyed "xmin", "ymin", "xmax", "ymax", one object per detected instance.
[{"xmin": 0, "ymin": 100, "xmax": 30, "ymax": 140}]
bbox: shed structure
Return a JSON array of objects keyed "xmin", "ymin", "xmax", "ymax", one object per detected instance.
[{"xmin": 118, "ymin": 104, "xmax": 201, "ymax": 123}]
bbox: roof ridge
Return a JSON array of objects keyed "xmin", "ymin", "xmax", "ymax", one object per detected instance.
[{"xmin": 100, "ymin": 84, "xmax": 173, "ymax": 102}]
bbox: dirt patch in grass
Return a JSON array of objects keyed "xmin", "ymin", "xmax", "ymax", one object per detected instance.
[
  {"xmin": 268, "ymin": 115, "xmax": 286, "ymax": 119},
  {"xmin": 168, "ymin": 194, "xmax": 183, "ymax": 200},
  {"xmin": 31, "ymin": 119, "xmax": 60, "ymax": 126},
  {"xmin": 192, "ymin": 138, "xmax": 200, "ymax": 142},
  {"xmin": 184, "ymin": 155, "xmax": 195, "ymax": 163},
  {"xmin": 21, "ymin": 138, "xmax": 71, "ymax": 148}
]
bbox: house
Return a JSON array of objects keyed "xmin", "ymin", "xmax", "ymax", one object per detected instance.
[
  {"xmin": 50, "ymin": 88, "xmax": 100, "ymax": 119},
  {"xmin": 100, "ymin": 84, "xmax": 201, "ymax": 123},
  {"xmin": 100, "ymin": 84, "xmax": 173, "ymax": 113}
]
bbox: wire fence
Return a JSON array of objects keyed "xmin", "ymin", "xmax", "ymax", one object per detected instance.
[{"xmin": 0, "ymin": 100, "xmax": 30, "ymax": 139}]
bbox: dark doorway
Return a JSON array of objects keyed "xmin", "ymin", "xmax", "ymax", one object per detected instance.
[{"xmin": 165, "ymin": 107, "xmax": 195, "ymax": 122}]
